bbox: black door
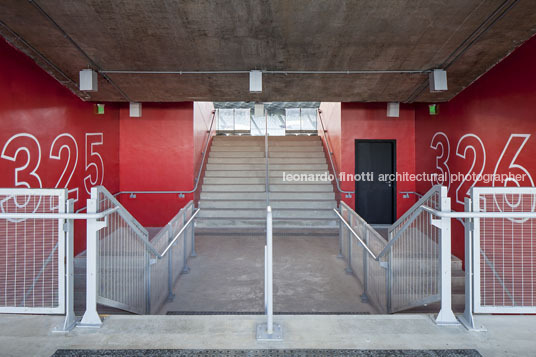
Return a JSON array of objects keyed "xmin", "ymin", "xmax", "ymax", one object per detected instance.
[{"xmin": 355, "ymin": 140, "xmax": 396, "ymax": 224}]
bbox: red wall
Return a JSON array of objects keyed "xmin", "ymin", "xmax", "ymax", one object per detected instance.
[
  {"xmin": 0, "ymin": 39, "xmax": 120, "ymax": 254},
  {"xmin": 415, "ymin": 35, "xmax": 536, "ymax": 259},
  {"xmin": 119, "ymin": 103, "xmax": 195, "ymax": 227},
  {"xmin": 338, "ymin": 103, "xmax": 417, "ymax": 218}
]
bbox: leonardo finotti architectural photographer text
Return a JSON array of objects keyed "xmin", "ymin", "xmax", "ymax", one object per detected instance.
[{"xmin": 283, "ymin": 171, "xmax": 527, "ymax": 184}]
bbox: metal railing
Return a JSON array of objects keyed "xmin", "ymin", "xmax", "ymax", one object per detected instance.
[
  {"xmin": 81, "ymin": 186, "xmax": 199, "ymax": 327},
  {"xmin": 256, "ymin": 206, "xmax": 282, "ymax": 340},
  {"xmin": 386, "ymin": 186, "xmax": 447, "ymax": 318},
  {"xmin": 335, "ymin": 202, "xmax": 388, "ymax": 313},
  {"xmin": 264, "ymin": 111, "xmax": 270, "ymax": 206},
  {"xmin": 317, "ymin": 109, "xmax": 353, "ymax": 198},
  {"xmin": 334, "ymin": 185, "xmax": 457, "ymax": 324}
]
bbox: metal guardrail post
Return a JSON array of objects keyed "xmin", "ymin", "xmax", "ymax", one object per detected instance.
[
  {"xmin": 337, "ymin": 206, "xmax": 343, "ymax": 258},
  {"xmin": 80, "ymin": 188, "xmax": 105, "ymax": 328},
  {"xmin": 345, "ymin": 214, "xmax": 353, "ymax": 274},
  {"xmin": 459, "ymin": 196, "xmax": 485, "ymax": 331},
  {"xmin": 190, "ymin": 214, "xmax": 197, "ymax": 257},
  {"xmin": 256, "ymin": 206, "xmax": 282, "ymax": 341},
  {"xmin": 56, "ymin": 199, "xmax": 76, "ymax": 332},
  {"xmin": 182, "ymin": 213, "xmax": 190, "ymax": 274},
  {"xmin": 167, "ymin": 223, "xmax": 175, "ymax": 302},
  {"xmin": 434, "ymin": 186, "xmax": 458, "ymax": 325},
  {"xmin": 360, "ymin": 229, "xmax": 369, "ymax": 303},
  {"xmin": 145, "ymin": 249, "xmax": 152, "ymax": 314}
]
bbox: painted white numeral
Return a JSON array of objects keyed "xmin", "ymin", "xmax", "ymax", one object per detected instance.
[
  {"xmin": 1, "ymin": 133, "xmax": 42, "ymax": 210},
  {"xmin": 492, "ymin": 134, "xmax": 535, "ymax": 222},
  {"xmin": 50, "ymin": 133, "xmax": 79, "ymax": 202},
  {"xmin": 84, "ymin": 133, "xmax": 104, "ymax": 194},
  {"xmin": 455, "ymin": 134, "xmax": 486, "ymax": 205},
  {"xmin": 430, "ymin": 132, "xmax": 451, "ymax": 191}
]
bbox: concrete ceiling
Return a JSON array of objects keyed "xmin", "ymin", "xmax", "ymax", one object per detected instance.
[{"xmin": 1, "ymin": 0, "xmax": 535, "ymax": 103}]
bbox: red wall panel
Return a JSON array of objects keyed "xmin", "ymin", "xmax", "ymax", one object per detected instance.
[
  {"xmin": 119, "ymin": 102, "xmax": 195, "ymax": 227},
  {"xmin": 0, "ymin": 39, "xmax": 120, "ymax": 255},
  {"xmin": 340, "ymin": 103, "xmax": 416, "ymax": 218},
  {"xmin": 415, "ymin": 35, "xmax": 536, "ymax": 259}
]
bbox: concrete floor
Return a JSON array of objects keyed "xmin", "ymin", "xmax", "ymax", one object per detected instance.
[
  {"xmin": 159, "ymin": 235, "xmax": 374, "ymax": 314},
  {"xmin": 1, "ymin": 314, "xmax": 535, "ymax": 356}
]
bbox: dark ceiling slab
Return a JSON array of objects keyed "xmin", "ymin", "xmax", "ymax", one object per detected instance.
[{"xmin": 1, "ymin": 0, "xmax": 535, "ymax": 102}]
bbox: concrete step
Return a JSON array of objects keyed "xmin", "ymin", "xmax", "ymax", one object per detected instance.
[
  {"xmin": 213, "ymin": 136, "xmax": 319, "ymax": 142},
  {"xmin": 269, "ymin": 146, "xmax": 324, "ymax": 152},
  {"xmin": 269, "ymin": 151, "xmax": 325, "ymax": 158},
  {"xmin": 210, "ymin": 146, "xmax": 265, "ymax": 152},
  {"xmin": 212, "ymin": 141, "xmax": 321, "ymax": 147},
  {"xmin": 198, "ymin": 200, "xmax": 337, "ymax": 209},
  {"xmin": 195, "ymin": 226, "xmax": 339, "ymax": 236},
  {"xmin": 195, "ymin": 217, "xmax": 338, "ymax": 228},
  {"xmin": 206, "ymin": 163, "xmax": 328, "ymax": 170},
  {"xmin": 209, "ymin": 151, "xmax": 266, "ymax": 158},
  {"xmin": 198, "ymin": 209, "xmax": 337, "ymax": 219},
  {"xmin": 201, "ymin": 184, "xmax": 333, "ymax": 193},
  {"xmin": 203, "ymin": 177, "xmax": 332, "ymax": 184},
  {"xmin": 207, "ymin": 157, "xmax": 326, "ymax": 164},
  {"xmin": 201, "ymin": 184, "xmax": 265, "ymax": 192},
  {"xmin": 204, "ymin": 170, "xmax": 330, "ymax": 178},
  {"xmin": 200, "ymin": 192, "xmax": 335, "ymax": 200}
]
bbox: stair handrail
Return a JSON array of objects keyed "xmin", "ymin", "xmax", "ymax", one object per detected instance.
[
  {"xmin": 114, "ymin": 110, "xmax": 216, "ymax": 198},
  {"xmin": 96, "ymin": 186, "xmax": 200, "ymax": 259},
  {"xmin": 317, "ymin": 109, "xmax": 353, "ymax": 198},
  {"xmin": 388, "ymin": 185, "xmax": 443, "ymax": 234}
]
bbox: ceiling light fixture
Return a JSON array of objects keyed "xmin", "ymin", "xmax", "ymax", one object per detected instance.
[
  {"xmin": 129, "ymin": 102, "xmax": 142, "ymax": 117},
  {"xmin": 387, "ymin": 102, "xmax": 400, "ymax": 118},
  {"xmin": 429, "ymin": 69, "xmax": 448, "ymax": 92},
  {"xmin": 79, "ymin": 69, "xmax": 98, "ymax": 91},
  {"xmin": 249, "ymin": 70, "xmax": 262, "ymax": 93}
]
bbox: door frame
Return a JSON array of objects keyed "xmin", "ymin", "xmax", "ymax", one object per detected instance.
[{"xmin": 354, "ymin": 139, "xmax": 397, "ymax": 224}]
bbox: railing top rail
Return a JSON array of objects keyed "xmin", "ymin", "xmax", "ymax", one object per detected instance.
[
  {"xmin": 317, "ymin": 109, "xmax": 353, "ymax": 198},
  {"xmin": 94, "ymin": 186, "xmax": 200, "ymax": 260},
  {"xmin": 96, "ymin": 186, "xmax": 148, "ymax": 238},
  {"xmin": 333, "ymin": 207, "xmax": 379, "ymax": 261},
  {"xmin": 0, "ymin": 206, "xmax": 118, "ymax": 220},
  {"xmin": 388, "ymin": 185, "xmax": 443, "ymax": 234},
  {"xmin": 422, "ymin": 205, "xmax": 536, "ymax": 219}
]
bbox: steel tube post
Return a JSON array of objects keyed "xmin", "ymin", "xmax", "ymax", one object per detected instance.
[
  {"xmin": 145, "ymin": 249, "xmax": 151, "ymax": 314},
  {"xmin": 167, "ymin": 223, "xmax": 175, "ymax": 301},
  {"xmin": 459, "ymin": 197, "xmax": 483, "ymax": 330},
  {"xmin": 57, "ymin": 199, "xmax": 76, "ymax": 332},
  {"xmin": 256, "ymin": 206, "xmax": 282, "ymax": 340},
  {"xmin": 182, "ymin": 213, "xmax": 190, "ymax": 274},
  {"xmin": 337, "ymin": 206, "xmax": 343, "ymax": 258},
  {"xmin": 266, "ymin": 206, "xmax": 273, "ymax": 334},
  {"xmin": 190, "ymin": 213, "xmax": 197, "ymax": 257},
  {"xmin": 435, "ymin": 186, "xmax": 458, "ymax": 325},
  {"xmin": 361, "ymin": 229, "xmax": 369, "ymax": 302},
  {"xmin": 345, "ymin": 214, "xmax": 353, "ymax": 274},
  {"xmin": 80, "ymin": 189, "xmax": 104, "ymax": 327}
]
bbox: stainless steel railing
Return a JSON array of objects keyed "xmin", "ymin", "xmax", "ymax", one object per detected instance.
[
  {"xmin": 386, "ymin": 186, "xmax": 444, "ymax": 314},
  {"xmin": 334, "ymin": 185, "xmax": 456, "ymax": 323},
  {"xmin": 81, "ymin": 186, "xmax": 199, "ymax": 326},
  {"xmin": 334, "ymin": 202, "xmax": 388, "ymax": 313},
  {"xmin": 317, "ymin": 109, "xmax": 353, "ymax": 198},
  {"xmin": 264, "ymin": 111, "xmax": 270, "ymax": 206}
]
